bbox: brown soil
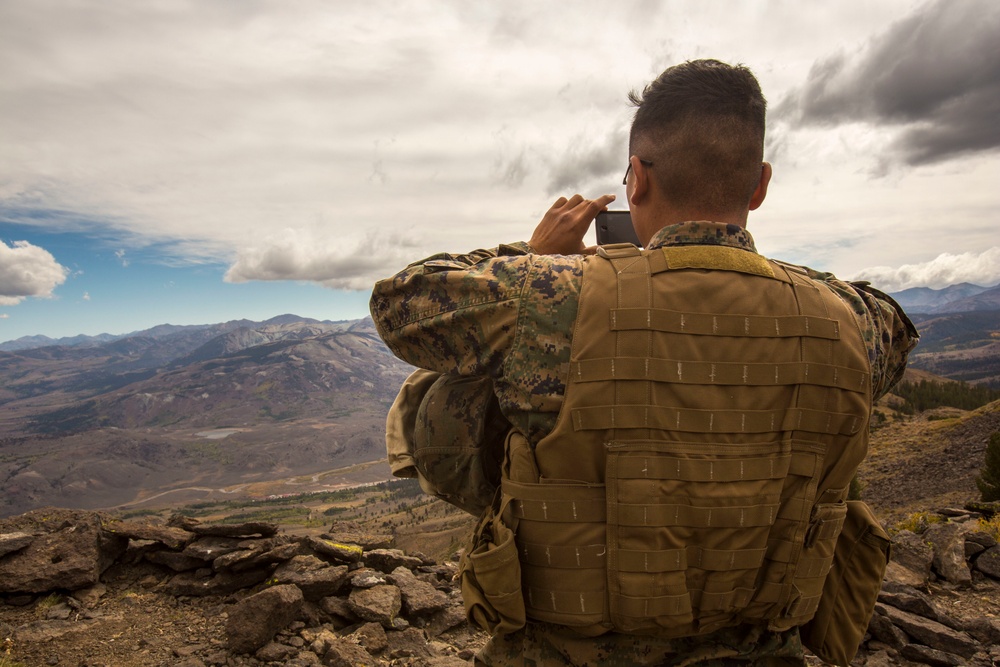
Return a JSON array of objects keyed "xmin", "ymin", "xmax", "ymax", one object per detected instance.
[
  {"xmin": 3, "ymin": 403, "xmax": 1000, "ymax": 666},
  {"xmin": 861, "ymin": 402, "xmax": 1000, "ymax": 526}
]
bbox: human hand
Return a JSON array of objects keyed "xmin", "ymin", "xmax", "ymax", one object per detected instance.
[{"xmin": 528, "ymin": 194, "xmax": 616, "ymax": 256}]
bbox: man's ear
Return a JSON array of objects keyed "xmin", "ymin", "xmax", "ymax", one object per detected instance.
[
  {"xmin": 749, "ymin": 162, "xmax": 772, "ymax": 211},
  {"xmin": 628, "ymin": 155, "xmax": 650, "ymax": 206}
]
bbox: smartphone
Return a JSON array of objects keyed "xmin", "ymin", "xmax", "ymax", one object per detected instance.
[{"xmin": 595, "ymin": 210, "xmax": 641, "ymax": 247}]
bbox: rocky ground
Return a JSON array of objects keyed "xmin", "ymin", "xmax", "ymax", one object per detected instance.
[
  {"xmin": 2, "ymin": 506, "xmax": 1000, "ymax": 666},
  {"xmin": 0, "ymin": 510, "xmax": 487, "ymax": 666},
  {"xmin": 3, "ymin": 394, "xmax": 1000, "ymax": 667}
]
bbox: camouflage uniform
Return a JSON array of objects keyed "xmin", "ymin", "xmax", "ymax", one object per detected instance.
[{"xmin": 370, "ymin": 221, "xmax": 918, "ymax": 666}]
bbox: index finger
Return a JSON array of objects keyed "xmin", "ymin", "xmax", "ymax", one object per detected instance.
[{"xmin": 572, "ymin": 194, "xmax": 616, "ymax": 219}]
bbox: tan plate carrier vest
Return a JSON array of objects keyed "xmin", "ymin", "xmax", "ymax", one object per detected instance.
[{"xmin": 500, "ymin": 243, "xmax": 872, "ymax": 638}]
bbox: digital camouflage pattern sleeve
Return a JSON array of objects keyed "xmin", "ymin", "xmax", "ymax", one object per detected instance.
[
  {"xmin": 799, "ymin": 268, "xmax": 920, "ymax": 400},
  {"xmin": 369, "ymin": 241, "xmax": 583, "ymax": 444}
]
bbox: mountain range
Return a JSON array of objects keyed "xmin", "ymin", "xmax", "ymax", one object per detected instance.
[
  {"xmin": 0, "ymin": 315, "xmax": 414, "ymax": 517},
  {"xmin": 3, "ymin": 283, "xmax": 997, "ymax": 355},
  {"xmin": 2, "ymin": 278, "xmax": 999, "ymax": 518},
  {"xmin": 890, "ymin": 282, "xmax": 1000, "ymax": 314}
]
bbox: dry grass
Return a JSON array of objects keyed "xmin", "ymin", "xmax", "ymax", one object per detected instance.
[
  {"xmin": 1, "ymin": 637, "xmax": 23, "ymax": 667},
  {"xmin": 977, "ymin": 514, "xmax": 1000, "ymax": 540}
]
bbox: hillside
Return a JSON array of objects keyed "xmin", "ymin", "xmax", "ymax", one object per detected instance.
[
  {"xmin": 905, "ymin": 310, "xmax": 1000, "ymax": 388},
  {"xmin": 0, "ymin": 316, "xmax": 414, "ymax": 518},
  {"xmin": 2, "ymin": 336, "xmax": 1000, "ymax": 665},
  {"xmin": 861, "ymin": 399, "xmax": 1000, "ymax": 524},
  {"xmin": 892, "ymin": 283, "xmax": 1000, "ymax": 314}
]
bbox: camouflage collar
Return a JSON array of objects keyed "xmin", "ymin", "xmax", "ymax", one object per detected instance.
[{"xmin": 647, "ymin": 221, "xmax": 758, "ymax": 253}]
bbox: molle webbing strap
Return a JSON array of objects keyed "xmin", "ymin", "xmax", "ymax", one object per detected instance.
[
  {"xmin": 607, "ymin": 253, "xmax": 654, "ymax": 443},
  {"xmin": 520, "ymin": 544, "xmax": 768, "ymax": 573},
  {"xmin": 518, "ymin": 541, "xmax": 607, "ymax": 569},
  {"xmin": 572, "ymin": 406, "xmax": 864, "ymax": 435},
  {"xmin": 613, "ymin": 453, "xmax": 792, "ymax": 482},
  {"xmin": 614, "ymin": 500, "xmax": 780, "ymax": 528},
  {"xmin": 571, "ymin": 358, "xmax": 867, "ymax": 391},
  {"xmin": 503, "ymin": 478, "xmax": 605, "ymax": 522},
  {"xmin": 525, "ymin": 587, "xmax": 605, "ymax": 617},
  {"xmin": 610, "ymin": 309, "xmax": 842, "ymax": 339},
  {"xmin": 617, "ymin": 585, "xmax": 767, "ymax": 619},
  {"xmin": 511, "ymin": 497, "xmax": 606, "ymax": 523},
  {"xmin": 617, "ymin": 592, "xmax": 693, "ymax": 618},
  {"xmin": 618, "ymin": 546, "xmax": 767, "ymax": 572}
]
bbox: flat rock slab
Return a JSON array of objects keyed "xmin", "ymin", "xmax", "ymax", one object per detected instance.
[
  {"xmin": 875, "ymin": 603, "xmax": 980, "ymax": 659},
  {"xmin": 325, "ymin": 521, "xmax": 394, "ymax": 550},
  {"xmin": 364, "ymin": 548, "xmax": 423, "ymax": 573},
  {"xmin": 182, "ymin": 536, "xmax": 245, "ymax": 561},
  {"xmin": 167, "ymin": 515, "xmax": 277, "ymax": 538},
  {"xmin": 308, "ymin": 536, "xmax": 364, "ymax": 563},
  {"xmin": 101, "ymin": 520, "xmax": 193, "ymax": 550},
  {"xmin": 900, "ymin": 643, "xmax": 965, "ymax": 666},
  {"xmin": 272, "ymin": 555, "xmax": 349, "ymax": 600}
]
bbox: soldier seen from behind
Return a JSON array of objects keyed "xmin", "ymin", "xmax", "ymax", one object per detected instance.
[{"xmin": 370, "ymin": 59, "xmax": 918, "ymax": 666}]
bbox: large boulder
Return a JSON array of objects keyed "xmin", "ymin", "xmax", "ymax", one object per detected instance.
[
  {"xmin": 0, "ymin": 508, "xmax": 127, "ymax": 594},
  {"xmin": 226, "ymin": 583, "xmax": 304, "ymax": 654},
  {"xmin": 886, "ymin": 529, "xmax": 934, "ymax": 586},
  {"xmin": 923, "ymin": 522, "xmax": 973, "ymax": 587},
  {"xmin": 388, "ymin": 566, "xmax": 449, "ymax": 616},
  {"xmin": 272, "ymin": 555, "xmax": 350, "ymax": 601},
  {"xmin": 348, "ymin": 584, "xmax": 403, "ymax": 629},
  {"xmin": 973, "ymin": 545, "xmax": 1000, "ymax": 579}
]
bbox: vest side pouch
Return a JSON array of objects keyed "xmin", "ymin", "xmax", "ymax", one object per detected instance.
[
  {"xmin": 801, "ymin": 500, "xmax": 890, "ymax": 667},
  {"xmin": 459, "ymin": 494, "xmax": 526, "ymax": 636}
]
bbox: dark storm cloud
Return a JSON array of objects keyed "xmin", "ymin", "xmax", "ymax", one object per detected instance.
[
  {"xmin": 776, "ymin": 0, "xmax": 1000, "ymax": 166},
  {"xmin": 546, "ymin": 127, "xmax": 627, "ymax": 195}
]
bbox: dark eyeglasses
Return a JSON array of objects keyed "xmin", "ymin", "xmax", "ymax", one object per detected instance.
[{"xmin": 622, "ymin": 159, "xmax": 654, "ymax": 185}]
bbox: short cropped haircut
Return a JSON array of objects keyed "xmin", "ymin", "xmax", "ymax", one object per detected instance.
[{"xmin": 629, "ymin": 60, "xmax": 767, "ymax": 217}]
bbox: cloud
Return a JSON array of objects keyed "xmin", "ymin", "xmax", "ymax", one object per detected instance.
[
  {"xmin": 1, "ymin": 0, "xmax": 997, "ymax": 310},
  {"xmin": 852, "ymin": 246, "xmax": 1000, "ymax": 292},
  {"xmin": 776, "ymin": 0, "xmax": 1000, "ymax": 168},
  {"xmin": 82, "ymin": 291, "xmax": 90, "ymax": 301},
  {"xmin": 224, "ymin": 229, "xmax": 419, "ymax": 291},
  {"xmin": 0, "ymin": 240, "xmax": 68, "ymax": 305},
  {"xmin": 115, "ymin": 249, "xmax": 128, "ymax": 267},
  {"xmin": 546, "ymin": 127, "xmax": 627, "ymax": 195}
]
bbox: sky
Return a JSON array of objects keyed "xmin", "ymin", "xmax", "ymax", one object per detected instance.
[{"xmin": 1, "ymin": 0, "xmax": 999, "ymax": 343}]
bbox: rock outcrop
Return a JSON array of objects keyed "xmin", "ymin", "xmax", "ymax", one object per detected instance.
[
  {"xmin": 858, "ymin": 506, "xmax": 1000, "ymax": 666},
  {"xmin": 2, "ymin": 505, "xmax": 1000, "ymax": 666},
  {"xmin": 1, "ymin": 509, "xmax": 481, "ymax": 666}
]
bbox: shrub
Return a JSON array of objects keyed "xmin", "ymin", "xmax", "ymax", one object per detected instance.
[
  {"xmin": 976, "ymin": 432, "xmax": 1000, "ymax": 502},
  {"xmin": 977, "ymin": 514, "xmax": 1000, "ymax": 541},
  {"xmin": 892, "ymin": 511, "xmax": 945, "ymax": 535}
]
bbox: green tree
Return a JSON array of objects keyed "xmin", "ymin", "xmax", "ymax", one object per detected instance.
[{"xmin": 977, "ymin": 432, "xmax": 1000, "ymax": 502}]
